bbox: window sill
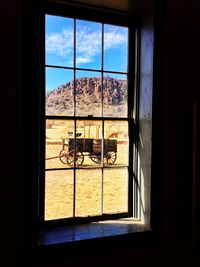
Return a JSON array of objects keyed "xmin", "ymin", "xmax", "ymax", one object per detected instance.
[
  {"xmin": 35, "ymin": 218, "xmax": 154, "ymax": 263},
  {"xmin": 39, "ymin": 218, "xmax": 150, "ymax": 246}
]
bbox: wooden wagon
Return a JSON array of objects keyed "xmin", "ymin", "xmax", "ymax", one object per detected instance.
[{"xmin": 59, "ymin": 134, "xmax": 117, "ymax": 167}]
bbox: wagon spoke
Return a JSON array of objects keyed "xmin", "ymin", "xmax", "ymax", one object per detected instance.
[
  {"xmin": 59, "ymin": 150, "xmax": 68, "ymax": 164},
  {"xmin": 75, "ymin": 152, "xmax": 84, "ymax": 167},
  {"xmin": 104, "ymin": 151, "xmax": 117, "ymax": 165},
  {"xmin": 67, "ymin": 156, "xmax": 74, "ymax": 164},
  {"xmin": 90, "ymin": 153, "xmax": 101, "ymax": 164},
  {"xmin": 66, "ymin": 150, "xmax": 74, "ymax": 167},
  {"xmin": 67, "ymin": 150, "xmax": 84, "ymax": 167}
]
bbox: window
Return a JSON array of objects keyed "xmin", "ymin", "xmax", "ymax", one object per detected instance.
[
  {"xmin": 41, "ymin": 14, "xmax": 132, "ymax": 224},
  {"xmin": 37, "ymin": 5, "xmax": 153, "ymax": 245}
]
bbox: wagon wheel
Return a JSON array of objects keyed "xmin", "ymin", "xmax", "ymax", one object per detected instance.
[
  {"xmin": 90, "ymin": 153, "xmax": 101, "ymax": 164},
  {"xmin": 104, "ymin": 151, "xmax": 117, "ymax": 165},
  {"xmin": 67, "ymin": 150, "xmax": 84, "ymax": 167},
  {"xmin": 59, "ymin": 149, "xmax": 68, "ymax": 164}
]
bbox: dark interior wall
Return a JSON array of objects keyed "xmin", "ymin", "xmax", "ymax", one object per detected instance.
[
  {"xmin": 1, "ymin": 0, "xmax": 23, "ymax": 266},
  {"xmin": 2, "ymin": 0, "xmax": 200, "ymax": 266},
  {"xmin": 163, "ymin": 0, "xmax": 200, "ymax": 249}
]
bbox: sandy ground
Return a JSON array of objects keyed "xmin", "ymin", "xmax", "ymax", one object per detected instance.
[
  {"xmin": 45, "ymin": 120, "xmax": 129, "ymax": 220},
  {"xmin": 45, "ymin": 168, "xmax": 128, "ymax": 220}
]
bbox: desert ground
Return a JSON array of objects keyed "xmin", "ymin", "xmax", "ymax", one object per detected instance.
[{"xmin": 45, "ymin": 120, "xmax": 129, "ymax": 220}]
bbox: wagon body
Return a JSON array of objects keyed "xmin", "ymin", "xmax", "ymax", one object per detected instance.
[
  {"xmin": 59, "ymin": 136, "xmax": 118, "ymax": 167},
  {"xmin": 92, "ymin": 139, "xmax": 117, "ymax": 154},
  {"xmin": 68, "ymin": 138, "xmax": 94, "ymax": 153},
  {"xmin": 68, "ymin": 138, "xmax": 117, "ymax": 154}
]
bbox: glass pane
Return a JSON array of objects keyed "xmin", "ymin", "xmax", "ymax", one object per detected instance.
[
  {"xmin": 76, "ymin": 20, "xmax": 102, "ymax": 70},
  {"xmin": 104, "ymin": 121, "xmax": 129, "ymax": 167},
  {"xmin": 75, "ymin": 120, "xmax": 102, "ymax": 168},
  {"xmin": 75, "ymin": 71, "xmax": 102, "ymax": 117},
  {"xmin": 104, "ymin": 24, "xmax": 128, "ymax": 72},
  {"xmin": 103, "ymin": 74, "xmax": 127, "ymax": 117},
  {"xmin": 45, "ymin": 15, "xmax": 74, "ymax": 67},
  {"xmin": 75, "ymin": 169, "xmax": 102, "ymax": 217},
  {"xmin": 46, "ymin": 68, "xmax": 74, "ymax": 116},
  {"xmin": 103, "ymin": 168, "xmax": 128, "ymax": 214},
  {"xmin": 45, "ymin": 120, "xmax": 74, "ymax": 169},
  {"xmin": 45, "ymin": 170, "xmax": 74, "ymax": 220}
]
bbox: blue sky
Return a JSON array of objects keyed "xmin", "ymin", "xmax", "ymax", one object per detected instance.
[{"xmin": 45, "ymin": 15, "xmax": 128, "ymax": 93}]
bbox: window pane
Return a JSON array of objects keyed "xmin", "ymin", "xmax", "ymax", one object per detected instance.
[
  {"xmin": 46, "ymin": 68, "xmax": 74, "ymax": 116},
  {"xmin": 45, "ymin": 15, "xmax": 74, "ymax": 67},
  {"xmin": 103, "ymin": 74, "xmax": 127, "ymax": 117},
  {"xmin": 76, "ymin": 20, "xmax": 102, "ymax": 70},
  {"xmin": 75, "ymin": 169, "xmax": 102, "ymax": 217},
  {"xmin": 45, "ymin": 170, "xmax": 74, "ymax": 220},
  {"xmin": 75, "ymin": 71, "xmax": 102, "ymax": 117},
  {"xmin": 75, "ymin": 120, "xmax": 102, "ymax": 168},
  {"xmin": 104, "ymin": 121, "xmax": 129, "ymax": 167},
  {"xmin": 45, "ymin": 120, "xmax": 74, "ymax": 169},
  {"xmin": 104, "ymin": 24, "xmax": 128, "ymax": 72},
  {"xmin": 103, "ymin": 168, "xmax": 128, "ymax": 214}
]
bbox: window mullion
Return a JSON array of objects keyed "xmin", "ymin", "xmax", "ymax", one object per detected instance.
[
  {"xmin": 102, "ymin": 23, "xmax": 104, "ymax": 118},
  {"xmin": 73, "ymin": 18, "xmax": 76, "ymax": 218},
  {"xmin": 101, "ymin": 120, "xmax": 104, "ymax": 214},
  {"xmin": 73, "ymin": 119, "xmax": 77, "ymax": 217},
  {"xmin": 101, "ymin": 23, "xmax": 104, "ymax": 215},
  {"xmin": 74, "ymin": 18, "xmax": 76, "ymax": 117}
]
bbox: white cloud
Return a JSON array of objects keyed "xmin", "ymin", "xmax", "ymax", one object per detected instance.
[
  {"xmin": 104, "ymin": 27, "xmax": 128, "ymax": 50},
  {"xmin": 76, "ymin": 57, "xmax": 91, "ymax": 64},
  {"xmin": 76, "ymin": 27, "xmax": 102, "ymax": 64},
  {"xmin": 46, "ymin": 29, "xmax": 74, "ymax": 56},
  {"xmin": 45, "ymin": 25, "xmax": 128, "ymax": 65}
]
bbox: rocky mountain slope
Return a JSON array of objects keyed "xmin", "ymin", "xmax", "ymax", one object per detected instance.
[{"xmin": 46, "ymin": 76, "xmax": 127, "ymax": 117}]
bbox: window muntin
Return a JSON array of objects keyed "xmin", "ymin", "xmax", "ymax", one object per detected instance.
[{"xmin": 43, "ymin": 14, "xmax": 132, "ymax": 222}]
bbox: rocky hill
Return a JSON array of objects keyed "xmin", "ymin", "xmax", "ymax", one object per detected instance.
[{"xmin": 46, "ymin": 76, "xmax": 127, "ymax": 117}]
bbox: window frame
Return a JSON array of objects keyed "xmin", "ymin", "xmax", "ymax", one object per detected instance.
[{"xmin": 38, "ymin": 5, "xmax": 138, "ymax": 228}]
